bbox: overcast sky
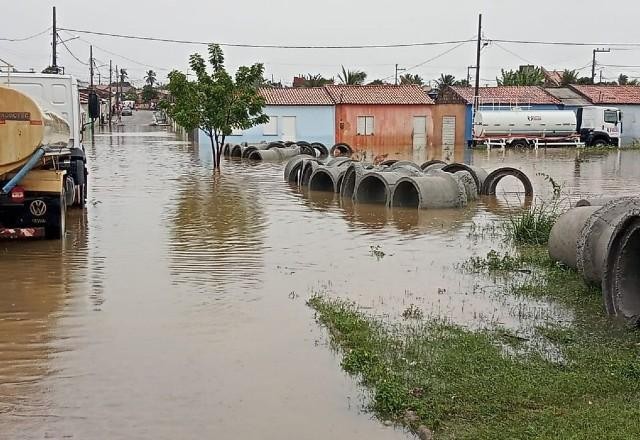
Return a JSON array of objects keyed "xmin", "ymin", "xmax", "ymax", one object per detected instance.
[{"xmin": 2, "ymin": 0, "xmax": 640, "ymax": 87}]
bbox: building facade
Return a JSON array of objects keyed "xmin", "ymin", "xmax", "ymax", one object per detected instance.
[
  {"xmin": 325, "ymin": 85, "xmax": 434, "ymax": 153},
  {"xmin": 200, "ymin": 87, "xmax": 335, "ymax": 146}
]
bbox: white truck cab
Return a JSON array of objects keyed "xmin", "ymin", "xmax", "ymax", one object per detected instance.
[{"xmin": 578, "ymin": 106, "xmax": 622, "ymax": 147}]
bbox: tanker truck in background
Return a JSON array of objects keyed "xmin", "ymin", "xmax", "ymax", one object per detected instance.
[
  {"xmin": 0, "ymin": 73, "xmax": 87, "ymax": 239},
  {"xmin": 473, "ymin": 106, "xmax": 622, "ymax": 148}
]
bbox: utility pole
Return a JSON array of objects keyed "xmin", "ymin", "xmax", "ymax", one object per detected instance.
[
  {"xmin": 395, "ymin": 64, "xmax": 406, "ymax": 86},
  {"xmin": 89, "ymin": 46, "xmax": 94, "ymax": 89},
  {"xmin": 115, "ymin": 64, "xmax": 120, "ymax": 123},
  {"xmin": 108, "ymin": 60, "xmax": 112, "ymax": 126},
  {"xmin": 474, "ymin": 13, "xmax": 482, "ymax": 111},
  {"xmin": 51, "ymin": 6, "xmax": 57, "ymax": 68},
  {"xmin": 592, "ymin": 48, "xmax": 610, "ymax": 84}
]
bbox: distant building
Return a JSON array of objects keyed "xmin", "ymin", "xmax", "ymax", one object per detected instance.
[
  {"xmin": 542, "ymin": 68, "xmax": 564, "ymax": 87},
  {"xmin": 325, "ymin": 84, "xmax": 434, "ymax": 152},
  {"xmin": 206, "ymin": 87, "xmax": 336, "ymax": 146},
  {"xmin": 437, "ymin": 86, "xmax": 562, "ymax": 145},
  {"xmin": 569, "ymin": 85, "xmax": 640, "ymax": 144}
]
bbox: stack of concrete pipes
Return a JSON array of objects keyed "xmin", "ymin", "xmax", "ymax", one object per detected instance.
[
  {"xmin": 222, "ymin": 141, "xmax": 354, "ymax": 162},
  {"xmin": 284, "ymin": 156, "xmax": 534, "ymax": 210},
  {"xmin": 549, "ymin": 197, "xmax": 640, "ymax": 324}
]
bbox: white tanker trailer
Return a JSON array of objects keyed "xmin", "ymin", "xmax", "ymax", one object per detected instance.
[{"xmin": 473, "ymin": 106, "xmax": 622, "ymax": 148}]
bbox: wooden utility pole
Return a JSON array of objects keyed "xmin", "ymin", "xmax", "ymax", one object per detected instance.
[
  {"xmin": 52, "ymin": 7, "xmax": 57, "ymax": 68},
  {"xmin": 90, "ymin": 45, "xmax": 94, "ymax": 131},
  {"xmin": 473, "ymin": 13, "xmax": 482, "ymax": 111},
  {"xmin": 395, "ymin": 64, "xmax": 406, "ymax": 86}
]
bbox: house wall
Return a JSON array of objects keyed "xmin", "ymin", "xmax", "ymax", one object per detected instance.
[
  {"xmin": 198, "ymin": 105, "xmax": 335, "ymax": 146},
  {"xmin": 335, "ymin": 104, "xmax": 433, "ymax": 153},
  {"xmin": 430, "ymin": 104, "xmax": 467, "ymax": 147}
]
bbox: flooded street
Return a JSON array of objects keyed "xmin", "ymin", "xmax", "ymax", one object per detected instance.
[{"xmin": 2, "ymin": 111, "xmax": 640, "ymax": 439}]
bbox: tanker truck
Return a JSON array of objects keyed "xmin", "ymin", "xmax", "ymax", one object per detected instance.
[
  {"xmin": 473, "ymin": 106, "xmax": 622, "ymax": 148},
  {"xmin": 0, "ymin": 73, "xmax": 87, "ymax": 239}
]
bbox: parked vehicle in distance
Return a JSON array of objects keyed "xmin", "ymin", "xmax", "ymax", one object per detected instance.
[
  {"xmin": 0, "ymin": 72, "xmax": 88, "ymax": 239},
  {"xmin": 473, "ymin": 106, "xmax": 622, "ymax": 148},
  {"xmin": 121, "ymin": 106, "xmax": 133, "ymax": 116}
]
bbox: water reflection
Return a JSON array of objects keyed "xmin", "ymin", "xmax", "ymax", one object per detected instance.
[{"xmin": 169, "ymin": 172, "xmax": 266, "ymax": 297}]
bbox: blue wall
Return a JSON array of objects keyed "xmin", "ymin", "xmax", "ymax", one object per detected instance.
[
  {"xmin": 199, "ymin": 105, "xmax": 335, "ymax": 146},
  {"xmin": 464, "ymin": 104, "xmax": 562, "ymax": 144}
]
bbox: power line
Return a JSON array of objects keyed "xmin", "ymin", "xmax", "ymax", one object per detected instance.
[
  {"xmin": 491, "ymin": 41, "xmax": 535, "ymax": 65},
  {"xmin": 0, "ymin": 27, "xmax": 51, "ymax": 42},
  {"xmin": 381, "ymin": 40, "xmax": 471, "ymax": 81},
  {"xmin": 490, "ymin": 38, "xmax": 640, "ymax": 47},
  {"xmin": 59, "ymin": 36, "xmax": 88, "ymax": 66},
  {"xmin": 58, "ymin": 27, "xmax": 475, "ymax": 49}
]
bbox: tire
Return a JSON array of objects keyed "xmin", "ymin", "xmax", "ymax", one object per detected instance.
[
  {"xmin": 510, "ymin": 139, "xmax": 529, "ymax": 149},
  {"xmin": 592, "ymin": 139, "xmax": 608, "ymax": 147},
  {"xmin": 70, "ymin": 159, "xmax": 87, "ymax": 207},
  {"xmin": 45, "ymin": 190, "xmax": 66, "ymax": 240}
]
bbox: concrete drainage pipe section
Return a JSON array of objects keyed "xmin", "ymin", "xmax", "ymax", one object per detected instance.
[
  {"xmin": 248, "ymin": 146, "xmax": 302, "ymax": 162},
  {"xmin": 548, "ymin": 197, "xmax": 640, "ymax": 322},
  {"xmin": 391, "ymin": 170, "xmax": 468, "ymax": 209},
  {"xmin": 308, "ymin": 158, "xmax": 354, "ymax": 193},
  {"xmin": 481, "ymin": 167, "xmax": 534, "ymax": 197},
  {"xmin": 441, "ymin": 163, "xmax": 488, "ymax": 195},
  {"xmin": 284, "ymin": 155, "xmax": 315, "ymax": 183},
  {"xmin": 354, "ymin": 166, "xmax": 423, "ymax": 206}
]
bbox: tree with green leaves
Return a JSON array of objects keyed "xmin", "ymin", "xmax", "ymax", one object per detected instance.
[
  {"xmin": 454, "ymin": 79, "xmax": 470, "ymax": 86},
  {"xmin": 435, "ymin": 74, "xmax": 456, "ymax": 90},
  {"xmin": 497, "ymin": 66, "xmax": 544, "ymax": 86},
  {"xmin": 141, "ymin": 84, "xmax": 158, "ymax": 103},
  {"xmin": 560, "ymin": 69, "xmax": 579, "ymax": 86},
  {"xmin": 368, "ymin": 79, "xmax": 387, "ymax": 85},
  {"xmin": 338, "ymin": 66, "xmax": 367, "ymax": 85},
  {"xmin": 125, "ymin": 90, "xmax": 138, "ymax": 101},
  {"xmin": 399, "ymin": 73, "xmax": 424, "ymax": 85},
  {"xmin": 617, "ymin": 74, "xmax": 638, "ymax": 85},
  {"xmin": 298, "ymin": 74, "xmax": 334, "ymax": 87},
  {"xmin": 163, "ymin": 44, "xmax": 268, "ymax": 170},
  {"xmin": 577, "ymin": 77, "xmax": 594, "ymax": 85},
  {"xmin": 145, "ymin": 69, "xmax": 157, "ymax": 87}
]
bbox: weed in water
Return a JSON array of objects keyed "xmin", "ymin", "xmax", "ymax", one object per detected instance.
[
  {"xmin": 369, "ymin": 245, "xmax": 386, "ymax": 261},
  {"xmin": 536, "ymin": 172, "xmax": 562, "ymax": 197},
  {"xmin": 504, "ymin": 202, "xmax": 558, "ymax": 245},
  {"xmin": 463, "ymin": 250, "xmax": 523, "ymax": 273},
  {"xmin": 401, "ymin": 304, "xmax": 423, "ymax": 320}
]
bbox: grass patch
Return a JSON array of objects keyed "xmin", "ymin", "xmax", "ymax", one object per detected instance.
[
  {"xmin": 309, "ymin": 245, "xmax": 640, "ymax": 439},
  {"xmin": 505, "ymin": 203, "xmax": 558, "ymax": 245},
  {"xmin": 463, "ymin": 249, "xmax": 523, "ymax": 272}
]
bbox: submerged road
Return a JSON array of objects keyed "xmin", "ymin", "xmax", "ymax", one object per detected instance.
[{"xmin": 2, "ymin": 110, "xmax": 640, "ymax": 439}]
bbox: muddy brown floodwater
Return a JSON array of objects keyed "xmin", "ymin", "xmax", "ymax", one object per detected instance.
[{"xmin": 2, "ymin": 111, "xmax": 640, "ymax": 439}]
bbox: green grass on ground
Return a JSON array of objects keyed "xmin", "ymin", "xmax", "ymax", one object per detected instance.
[{"xmin": 308, "ymin": 246, "xmax": 640, "ymax": 439}]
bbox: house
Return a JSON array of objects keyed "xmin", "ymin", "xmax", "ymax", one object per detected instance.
[
  {"xmin": 325, "ymin": 84, "xmax": 434, "ymax": 152},
  {"xmin": 569, "ymin": 85, "xmax": 640, "ymax": 144},
  {"xmin": 210, "ymin": 87, "xmax": 335, "ymax": 146},
  {"xmin": 542, "ymin": 68, "xmax": 564, "ymax": 87},
  {"xmin": 544, "ymin": 87, "xmax": 591, "ymax": 110},
  {"xmin": 436, "ymin": 86, "xmax": 562, "ymax": 145}
]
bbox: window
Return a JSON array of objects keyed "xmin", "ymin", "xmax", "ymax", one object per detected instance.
[
  {"xmin": 604, "ymin": 110, "xmax": 618, "ymax": 124},
  {"xmin": 357, "ymin": 116, "xmax": 374, "ymax": 135},
  {"xmin": 263, "ymin": 116, "xmax": 277, "ymax": 136}
]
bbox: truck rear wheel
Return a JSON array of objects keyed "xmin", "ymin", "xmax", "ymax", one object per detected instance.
[
  {"xmin": 510, "ymin": 139, "xmax": 529, "ymax": 149},
  {"xmin": 45, "ymin": 190, "xmax": 67, "ymax": 240},
  {"xmin": 70, "ymin": 159, "xmax": 87, "ymax": 208},
  {"xmin": 592, "ymin": 139, "xmax": 608, "ymax": 147}
]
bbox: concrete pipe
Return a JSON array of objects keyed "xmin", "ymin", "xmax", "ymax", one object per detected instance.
[
  {"xmin": 481, "ymin": 167, "xmax": 534, "ymax": 197},
  {"xmin": 441, "ymin": 163, "xmax": 488, "ymax": 194},
  {"xmin": 310, "ymin": 142, "xmax": 329, "ymax": 159},
  {"xmin": 230, "ymin": 144, "xmax": 244, "ymax": 158},
  {"xmin": 354, "ymin": 167, "xmax": 422, "ymax": 206},
  {"xmin": 422, "ymin": 162, "xmax": 447, "ymax": 173},
  {"xmin": 549, "ymin": 198, "xmax": 640, "ymax": 321},
  {"xmin": 388, "ymin": 161, "xmax": 422, "ymax": 172},
  {"xmin": 453, "ymin": 170, "xmax": 479, "ymax": 202},
  {"xmin": 248, "ymin": 146, "xmax": 301, "ymax": 161},
  {"xmin": 301, "ymin": 158, "xmax": 322, "ymax": 186},
  {"xmin": 420, "ymin": 160, "xmax": 446, "ymax": 171},
  {"xmin": 309, "ymin": 165, "xmax": 349, "ymax": 193},
  {"xmin": 284, "ymin": 155, "xmax": 315, "ymax": 183},
  {"xmin": 331, "ymin": 143, "xmax": 353, "ymax": 157},
  {"xmin": 391, "ymin": 170, "xmax": 467, "ymax": 209},
  {"xmin": 242, "ymin": 144, "xmax": 269, "ymax": 159},
  {"xmin": 340, "ymin": 163, "xmax": 373, "ymax": 200},
  {"xmin": 223, "ymin": 143, "xmax": 232, "ymax": 157},
  {"xmin": 575, "ymin": 197, "xmax": 621, "ymax": 207}
]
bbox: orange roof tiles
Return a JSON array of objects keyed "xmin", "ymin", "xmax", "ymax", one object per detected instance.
[
  {"xmin": 570, "ymin": 85, "xmax": 640, "ymax": 104},
  {"xmin": 442, "ymin": 86, "xmax": 561, "ymax": 105},
  {"xmin": 258, "ymin": 87, "xmax": 333, "ymax": 105},
  {"xmin": 324, "ymin": 84, "xmax": 434, "ymax": 105}
]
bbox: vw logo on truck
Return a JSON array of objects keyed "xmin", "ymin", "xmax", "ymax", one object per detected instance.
[{"xmin": 29, "ymin": 199, "xmax": 47, "ymax": 216}]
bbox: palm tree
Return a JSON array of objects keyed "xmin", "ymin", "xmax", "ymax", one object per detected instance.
[
  {"xmin": 435, "ymin": 74, "xmax": 456, "ymax": 90},
  {"xmin": 399, "ymin": 73, "xmax": 424, "ymax": 85},
  {"xmin": 338, "ymin": 66, "xmax": 367, "ymax": 85},
  {"xmin": 302, "ymin": 74, "xmax": 333, "ymax": 87},
  {"xmin": 561, "ymin": 69, "xmax": 579, "ymax": 86},
  {"xmin": 619, "ymin": 74, "xmax": 629, "ymax": 85},
  {"xmin": 368, "ymin": 79, "xmax": 386, "ymax": 85},
  {"xmin": 145, "ymin": 69, "xmax": 157, "ymax": 87}
]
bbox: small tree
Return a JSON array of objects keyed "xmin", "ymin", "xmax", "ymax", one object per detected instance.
[
  {"xmin": 164, "ymin": 44, "xmax": 268, "ymax": 170},
  {"xmin": 435, "ymin": 74, "xmax": 456, "ymax": 89},
  {"xmin": 560, "ymin": 69, "xmax": 579, "ymax": 86},
  {"xmin": 497, "ymin": 66, "xmax": 544, "ymax": 86},
  {"xmin": 142, "ymin": 84, "xmax": 158, "ymax": 103}
]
